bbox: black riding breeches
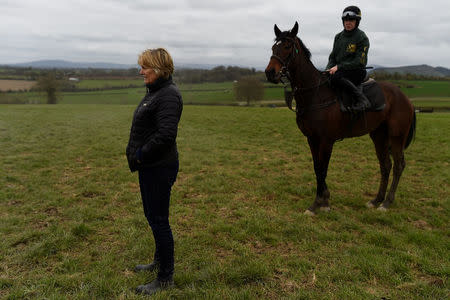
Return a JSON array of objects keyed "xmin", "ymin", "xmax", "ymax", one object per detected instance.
[
  {"xmin": 330, "ymin": 69, "xmax": 367, "ymax": 87},
  {"xmin": 138, "ymin": 161, "xmax": 179, "ymax": 280}
]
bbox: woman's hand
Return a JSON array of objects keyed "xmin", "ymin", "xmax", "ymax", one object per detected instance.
[
  {"xmin": 328, "ymin": 65, "xmax": 338, "ymax": 75},
  {"xmin": 136, "ymin": 148, "xmax": 143, "ymax": 164}
]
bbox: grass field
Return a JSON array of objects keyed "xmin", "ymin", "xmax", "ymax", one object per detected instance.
[
  {"xmin": 392, "ymin": 80, "xmax": 450, "ymax": 98},
  {"xmin": 75, "ymin": 79, "xmax": 142, "ymax": 89},
  {"xmin": 410, "ymin": 97, "xmax": 450, "ymax": 109},
  {"xmin": 0, "ymin": 105, "xmax": 448, "ymax": 299},
  {"xmin": 8, "ymin": 82, "xmax": 285, "ymax": 105}
]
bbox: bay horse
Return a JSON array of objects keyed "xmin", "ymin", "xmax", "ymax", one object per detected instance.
[{"xmin": 265, "ymin": 22, "xmax": 416, "ymax": 215}]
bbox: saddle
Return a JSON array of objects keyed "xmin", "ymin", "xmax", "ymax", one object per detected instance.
[{"xmin": 337, "ymin": 78, "xmax": 386, "ymax": 113}]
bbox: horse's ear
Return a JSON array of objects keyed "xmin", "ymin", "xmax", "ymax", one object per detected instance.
[
  {"xmin": 274, "ymin": 24, "xmax": 281, "ymax": 38},
  {"xmin": 290, "ymin": 21, "xmax": 299, "ymax": 37}
]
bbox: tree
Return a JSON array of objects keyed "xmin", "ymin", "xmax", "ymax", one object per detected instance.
[
  {"xmin": 233, "ymin": 76, "xmax": 264, "ymax": 105},
  {"xmin": 35, "ymin": 72, "xmax": 62, "ymax": 104}
]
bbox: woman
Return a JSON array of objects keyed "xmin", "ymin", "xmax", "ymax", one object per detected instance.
[
  {"xmin": 126, "ymin": 48, "xmax": 183, "ymax": 295},
  {"xmin": 326, "ymin": 5, "xmax": 371, "ymax": 112}
]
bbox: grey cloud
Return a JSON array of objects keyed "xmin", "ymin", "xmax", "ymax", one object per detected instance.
[
  {"xmin": 186, "ymin": 0, "xmax": 261, "ymax": 10},
  {"xmin": 121, "ymin": 0, "xmax": 178, "ymax": 11},
  {"xmin": 1, "ymin": 0, "xmax": 449, "ymax": 68}
]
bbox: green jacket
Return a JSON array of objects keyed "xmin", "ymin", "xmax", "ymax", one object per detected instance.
[{"xmin": 326, "ymin": 28, "xmax": 369, "ymax": 71}]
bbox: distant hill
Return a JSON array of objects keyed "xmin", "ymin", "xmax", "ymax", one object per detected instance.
[
  {"xmin": 373, "ymin": 64, "xmax": 450, "ymax": 77},
  {"xmin": 4, "ymin": 60, "xmax": 222, "ymax": 70},
  {"xmin": 435, "ymin": 66, "xmax": 450, "ymax": 77},
  {"xmin": 9, "ymin": 60, "xmax": 135, "ymax": 69},
  {"xmin": 177, "ymin": 63, "xmax": 225, "ymax": 70}
]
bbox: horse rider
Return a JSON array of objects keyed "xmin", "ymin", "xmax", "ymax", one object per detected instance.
[{"xmin": 326, "ymin": 5, "xmax": 371, "ymax": 112}]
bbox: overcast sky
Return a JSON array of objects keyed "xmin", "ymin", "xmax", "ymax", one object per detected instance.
[{"xmin": 2, "ymin": 0, "xmax": 450, "ymax": 69}]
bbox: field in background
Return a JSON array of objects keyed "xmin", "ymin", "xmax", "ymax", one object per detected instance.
[
  {"xmin": 392, "ymin": 80, "xmax": 450, "ymax": 98},
  {"xmin": 69, "ymin": 79, "xmax": 450, "ymax": 107},
  {"xmin": 0, "ymin": 105, "xmax": 448, "ymax": 299},
  {"xmin": 1, "ymin": 79, "xmax": 449, "ymax": 109},
  {"xmin": 2, "ymin": 81, "xmax": 285, "ymax": 105},
  {"xmin": 75, "ymin": 78, "xmax": 142, "ymax": 89}
]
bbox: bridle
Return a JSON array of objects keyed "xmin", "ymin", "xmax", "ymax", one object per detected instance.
[{"xmin": 270, "ymin": 36, "xmax": 299, "ymax": 83}]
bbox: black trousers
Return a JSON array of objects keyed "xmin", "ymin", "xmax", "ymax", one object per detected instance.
[
  {"xmin": 138, "ymin": 161, "xmax": 179, "ymax": 280},
  {"xmin": 330, "ymin": 69, "xmax": 366, "ymax": 87}
]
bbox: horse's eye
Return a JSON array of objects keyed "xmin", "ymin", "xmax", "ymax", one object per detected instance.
[{"xmin": 276, "ymin": 41, "xmax": 282, "ymax": 46}]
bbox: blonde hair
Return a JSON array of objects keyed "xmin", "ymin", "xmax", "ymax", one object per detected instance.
[{"xmin": 138, "ymin": 48, "xmax": 174, "ymax": 79}]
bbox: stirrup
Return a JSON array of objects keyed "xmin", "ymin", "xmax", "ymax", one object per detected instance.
[{"xmin": 352, "ymin": 102, "xmax": 369, "ymax": 112}]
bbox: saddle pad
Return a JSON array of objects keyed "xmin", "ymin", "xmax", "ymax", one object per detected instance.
[{"xmin": 338, "ymin": 79, "xmax": 386, "ymax": 113}]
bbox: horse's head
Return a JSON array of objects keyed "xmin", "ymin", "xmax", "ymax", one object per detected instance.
[{"xmin": 265, "ymin": 22, "xmax": 299, "ymax": 84}]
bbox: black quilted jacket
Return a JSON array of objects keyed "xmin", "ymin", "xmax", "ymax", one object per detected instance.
[{"xmin": 126, "ymin": 76, "xmax": 183, "ymax": 172}]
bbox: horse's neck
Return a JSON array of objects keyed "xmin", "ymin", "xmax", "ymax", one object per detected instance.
[
  {"xmin": 290, "ymin": 55, "xmax": 334, "ymax": 104},
  {"xmin": 290, "ymin": 53, "xmax": 319, "ymax": 88}
]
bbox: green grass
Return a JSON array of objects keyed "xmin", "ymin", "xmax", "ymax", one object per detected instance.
[
  {"xmin": 178, "ymin": 81, "xmax": 284, "ymax": 104},
  {"xmin": 392, "ymin": 80, "xmax": 450, "ymax": 98},
  {"xmin": 0, "ymin": 105, "xmax": 448, "ymax": 299},
  {"xmin": 389, "ymin": 80, "xmax": 450, "ymax": 110},
  {"xmin": 61, "ymin": 89, "xmax": 144, "ymax": 105},
  {"xmin": 411, "ymin": 97, "xmax": 450, "ymax": 110},
  {"xmin": 75, "ymin": 79, "xmax": 142, "ymax": 89},
  {"xmin": 61, "ymin": 82, "xmax": 284, "ymax": 105}
]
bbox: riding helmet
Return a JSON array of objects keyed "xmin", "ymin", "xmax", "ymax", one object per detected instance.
[{"xmin": 342, "ymin": 5, "xmax": 361, "ymax": 28}]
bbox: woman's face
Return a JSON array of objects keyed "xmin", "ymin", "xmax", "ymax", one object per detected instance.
[
  {"xmin": 139, "ymin": 66, "xmax": 159, "ymax": 84},
  {"xmin": 344, "ymin": 19, "xmax": 356, "ymax": 31}
]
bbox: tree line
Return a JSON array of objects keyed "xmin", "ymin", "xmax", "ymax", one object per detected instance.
[
  {"xmin": 3, "ymin": 65, "xmax": 449, "ymax": 83},
  {"xmin": 174, "ymin": 66, "xmax": 263, "ymax": 83},
  {"xmin": 0, "ymin": 66, "xmax": 140, "ymax": 80},
  {"xmin": 0, "ymin": 65, "xmax": 265, "ymax": 83}
]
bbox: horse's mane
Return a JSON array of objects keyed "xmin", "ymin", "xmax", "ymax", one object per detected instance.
[
  {"xmin": 296, "ymin": 37, "xmax": 312, "ymax": 61},
  {"xmin": 275, "ymin": 31, "xmax": 312, "ymax": 61}
]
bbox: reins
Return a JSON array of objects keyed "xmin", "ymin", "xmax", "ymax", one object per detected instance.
[{"xmin": 283, "ymin": 78, "xmax": 336, "ymax": 114}]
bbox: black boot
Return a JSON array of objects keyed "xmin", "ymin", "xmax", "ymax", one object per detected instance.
[
  {"xmin": 135, "ymin": 277, "xmax": 174, "ymax": 295},
  {"xmin": 341, "ymin": 79, "xmax": 371, "ymax": 112},
  {"xmin": 134, "ymin": 260, "xmax": 159, "ymax": 272}
]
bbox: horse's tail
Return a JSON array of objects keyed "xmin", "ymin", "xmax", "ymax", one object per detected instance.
[{"xmin": 405, "ymin": 111, "xmax": 416, "ymax": 150}]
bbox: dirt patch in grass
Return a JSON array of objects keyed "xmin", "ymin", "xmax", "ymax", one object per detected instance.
[
  {"xmin": 411, "ymin": 219, "xmax": 432, "ymax": 230},
  {"xmin": 0, "ymin": 80, "xmax": 35, "ymax": 91}
]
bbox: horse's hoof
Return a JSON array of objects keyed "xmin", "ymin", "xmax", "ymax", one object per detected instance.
[
  {"xmin": 366, "ymin": 201, "xmax": 376, "ymax": 209},
  {"xmin": 320, "ymin": 206, "xmax": 331, "ymax": 212},
  {"xmin": 304, "ymin": 209, "xmax": 316, "ymax": 216},
  {"xmin": 377, "ymin": 206, "xmax": 387, "ymax": 212}
]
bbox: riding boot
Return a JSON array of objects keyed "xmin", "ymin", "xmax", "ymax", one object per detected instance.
[{"xmin": 340, "ymin": 78, "xmax": 371, "ymax": 112}]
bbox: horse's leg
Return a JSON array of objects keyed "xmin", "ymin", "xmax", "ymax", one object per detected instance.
[
  {"xmin": 305, "ymin": 137, "xmax": 333, "ymax": 215},
  {"xmin": 379, "ymin": 136, "xmax": 406, "ymax": 210},
  {"xmin": 367, "ymin": 126, "xmax": 392, "ymax": 208}
]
